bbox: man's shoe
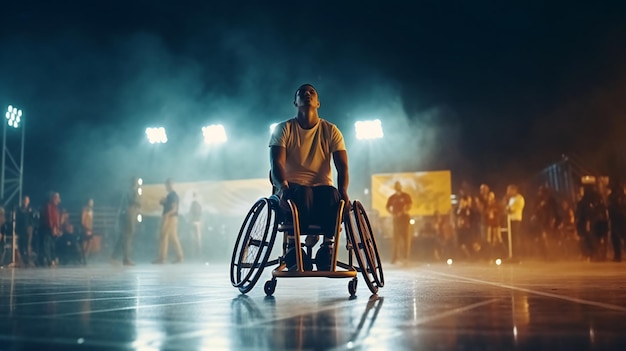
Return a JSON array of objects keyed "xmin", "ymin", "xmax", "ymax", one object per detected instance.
[
  {"xmin": 123, "ymin": 260, "xmax": 135, "ymax": 266},
  {"xmin": 152, "ymin": 259, "xmax": 165, "ymax": 264},
  {"xmin": 172, "ymin": 258, "xmax": 183, "ymax": 264},
  {"xmin": 315, "ymin": 243, "xmax": 334, "ymax": 271}
]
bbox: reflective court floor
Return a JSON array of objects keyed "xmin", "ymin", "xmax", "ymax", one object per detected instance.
[{"xmin": 1, "ymin": 261, "xmax": 626, "ymax": 350}]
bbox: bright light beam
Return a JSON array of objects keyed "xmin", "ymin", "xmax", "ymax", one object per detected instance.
[
  {"xmin": 202, "ymin": 124, "xmax": 227, "ymax": 144},
  {"xmin": 355, "ymin": 119, "xmax": 383, "ymax": 140},
  {"xmin": 145, "ymin": 127, "xmax": 168, "ymax": 144}
]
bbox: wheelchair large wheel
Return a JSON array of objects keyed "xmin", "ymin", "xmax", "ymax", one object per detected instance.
[
  {"xmin": 230, "ymin": 198, "xmax": 279, "ymax": 294},
  {"xmin": 344, "ymin": 201, "xmax": 379, "ymax": 294},
  {"xmin": 353, "ymin": 200, "xmax": 385, "ymax": 287}
]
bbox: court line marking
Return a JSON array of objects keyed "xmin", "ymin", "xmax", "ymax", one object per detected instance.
[
  {"xmin": 52, "ymin": 295, "xmax": 234, "ymax": 317},
  {"xmin": 426, "ymin": 269, "xmax": 626, "ymax": 313},
  {"xmin": 404, "ymin": 298, "xmax": 501, "ymax": 326}
]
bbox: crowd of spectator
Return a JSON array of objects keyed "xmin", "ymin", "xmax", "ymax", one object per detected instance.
[
  {"xmin": 0, "ymin": 192, "xmax": 95, "ymax": 267},
  {"xmin": 407, "ymin": 179, "xmax": 626, "ymax": 263}
]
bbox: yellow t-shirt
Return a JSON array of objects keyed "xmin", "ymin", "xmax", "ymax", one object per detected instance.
[{"xmin": 269, "ymin": 118, "xmax": 346, "ymax": 187}]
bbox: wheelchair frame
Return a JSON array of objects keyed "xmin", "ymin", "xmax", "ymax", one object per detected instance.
[{"xmin": 230, "ymin": 196, "xmax": 384, "ymax": 297}]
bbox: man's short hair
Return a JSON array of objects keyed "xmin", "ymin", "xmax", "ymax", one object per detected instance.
[{"xmin": 294, "ymin": 84, "xmax": 317, "ymax": 100}]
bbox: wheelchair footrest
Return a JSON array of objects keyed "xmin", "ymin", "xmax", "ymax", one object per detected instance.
[{"xmin": 273, "ymin": 263, "xmax": 357, "ymax": 278}]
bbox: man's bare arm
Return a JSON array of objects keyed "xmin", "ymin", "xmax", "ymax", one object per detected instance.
[
  {"xmin": 270, "ymin": 145, "xmax": 289, "ymax": 190},
  {"xmin": 333, "ymin": 150, "xmax": 350, "ymax": 202}
]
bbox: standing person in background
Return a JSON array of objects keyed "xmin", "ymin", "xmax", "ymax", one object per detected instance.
[
  {"xmin": 608, "ymin": 181, "xmax": 626, "ymax": 262},
  {"xmin": 39, "ymin": 192, "xmax": 61, "ymax": 267},
  {"xmin": 58, "ymin": 209, "xmax": 81, "ymax": 265},
  {"xmin": 455, "ymin": 189, "xmax": 475, "ymax": 259},
  {"xmin": 153, "ymin": 178, "xmax": 183, "ymax": 264},
  {"xmin": 81, "ymin": 198, "xmax": 94, "ymax": 259},
  {"xmin": 188, "ymin": 193, "xmax": 203, "ymax": 260},
  {"xmin": 576, "ymin": 184, "xmax": 609, "ymax": 261},
  {"xmin": 485, "ymin": 191, "xmax": 503, "ymax": 257},
  {"xmin": 531, "ymin": 186, "xmax": 560, "ymax": 260},
  {"xmin": 16, "ymin": 195, "xmax": 35, "ymax": 267},
  {"xmin": 475, "ymin": 184, "xmax": 491, "ymax": 243},
  {"xmin": 506, "ymin": 185, "xmax": 525, "ymax": 259},
  {"xmin": 112, "ymin": 176, "xmax": 142, "ymax": 266},
  {"xmin": 386, "ymin": 181, "xmax": 413, "ymax": 264}
]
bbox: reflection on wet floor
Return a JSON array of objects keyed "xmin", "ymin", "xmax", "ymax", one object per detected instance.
[{"xmin": 1, "ymin": 261, "xmax": 626, "ymax": 350}]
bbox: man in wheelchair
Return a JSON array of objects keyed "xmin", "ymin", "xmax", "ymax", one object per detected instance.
[{"xmin": 269, "ymin": 83, "xmax": 350, "ymax": 271}]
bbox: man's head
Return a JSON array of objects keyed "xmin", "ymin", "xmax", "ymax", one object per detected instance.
[
  {"xmin": 507, "ymin": 185, "xmax": 518, "ymax": 197},
  {"xmin": 294, "ymin": 84, "xmax": 320, "ymax": 109},
  {"xmin": 23, "ymin": 195, "xmax": 30, "ymax": 207},
  {"xmin": 50, "ymin": 192, "xmax": 61, "ymax": 205},
  {"xmin": 479, "ymin": 184, "xmax": 490, "ymax": 196},
  {"xmin": 87, "ymin": 198, "xmax": 94, "ymax": 208},
  {"xmin": 165, "ymin": 178, "xmax": 174, "ymax": 192},
  {"xmin": 394, "ymin": 181, "xmax": 402, "ymax": 192}
]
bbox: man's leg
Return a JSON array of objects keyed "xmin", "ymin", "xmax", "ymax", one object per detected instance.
[
  {"xmin": 17, "ymin": 230, "xmax": 28, "ymax": 266},
  {"xmin": 157, "ymin": 217, "xmax": 170, "ymax": 262},
  {"xmin": 510, "ymin": 220, "xmax": 522, "ymax": 258},
  {"xmin": 611, "ymin": 220, "xmax": 622, "ymax": 262},
  {"xmin": 169, "ymin": 217, "xmax": 183, "ymax": 262},
  {"xmin": 281, "ymin": 184, "xmax": 313, "ymax": 229},
  {"xmin": 312, "ymin": 186, "xmax": 341, "ymax": 239},
  {"xmin": 192, "ymin": 221, "xmax": 202, "ymax": 258},
  {"xmin": 311, "ymin": 186, "xmax": 341, "ymax": 270},
  {"xmin": 42, "ymin": 234, "xmax": 53, "ymax": 266},
  {"xmin": 111, "ymin": 224, "xmax": 124, "ymax": 261},
  {"xmin": 402, "ymin": 215, "xmax": 411, "ymax": 262},
  {"xmin": 123, "ymin": 217, "xmax": 136, "ymax": 264},
  {"xmin": 391, "ymin": 218, "xmax": 402, "ymax": 263}
]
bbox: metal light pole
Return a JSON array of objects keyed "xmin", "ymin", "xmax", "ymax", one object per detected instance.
[
  {"xmin": 2, "ymin": 105, "xmax": 24, "ymax": 206},
  {"xmin": 1, "ymin": 105, "xmax": 24, "ymax": 267}
]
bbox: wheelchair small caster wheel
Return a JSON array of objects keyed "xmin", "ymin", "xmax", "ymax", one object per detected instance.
[
  {"xmin": 264, "ymin": 279, "xmax": 277, "ymax": 296},
  {"xmin": 348, "ymin": 278, "xmax": 358, "ymax": 296}
]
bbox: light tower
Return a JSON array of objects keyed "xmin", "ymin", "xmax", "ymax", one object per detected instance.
[{"xmin": 2, "ymin": 105, "xmax": 25, "ymax": 206}]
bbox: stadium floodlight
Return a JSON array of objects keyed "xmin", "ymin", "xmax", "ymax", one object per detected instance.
[
  {"xmin": 269, "ymin": 122, "xmax": 279, "ymax": 134},
  {"xmin": 202, "ymin": 124, "xmax": 227, "ymax": 144},
  {"xmin": 137, "ymin": 177, "xmax": 143, "ymax": 196},
  {"xmin": 355, "ymin": 119, "xmax": 384, "ymax": 140},
  {"xmin": 5, "ymin": 105, "xmax": 22, "ymax": 128},
  {"xmin": 145, "ymin": 127, "xmax": 168, "ymax": 144}
]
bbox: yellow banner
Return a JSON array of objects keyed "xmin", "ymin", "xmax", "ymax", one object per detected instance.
[{"xmin": 371, "ymin": 170, "xmax": 452, "ymax": 217}]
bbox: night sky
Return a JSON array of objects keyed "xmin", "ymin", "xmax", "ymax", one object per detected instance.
[{"xmin": 2, "ymin": 1, "xmax": 626, "ymax": 209}]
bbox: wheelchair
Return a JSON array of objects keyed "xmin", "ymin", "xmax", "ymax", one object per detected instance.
[{"xmin": 230, "ymin": 194, "xmax": 384, "ymax": 297}]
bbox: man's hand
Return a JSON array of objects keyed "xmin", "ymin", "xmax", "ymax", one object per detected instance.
[
  {"xmin": 340, "ymin": 190, "xmax": 350, "ymax": 211},
  {"xmin": 277, "ymin": 182, "xmax": 290, "ymax": 211}
]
